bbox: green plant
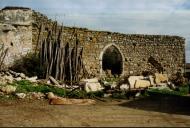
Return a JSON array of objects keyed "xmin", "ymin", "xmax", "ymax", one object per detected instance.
[
  {"xmin": 147, "ymin": 85, "xmax": 189, "ymax": 97},
  {"xmin": 112, "ymin": 91, "xmax": 127, "ymax": 99},
  {"xmin": 87, "ymin": 91, "xmax": 104, "ymax": 98}
]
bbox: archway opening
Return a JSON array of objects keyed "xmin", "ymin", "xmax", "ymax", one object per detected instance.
[{"xmin": 102, "ymin": 45, "xmax": 123, "ymax": 76}]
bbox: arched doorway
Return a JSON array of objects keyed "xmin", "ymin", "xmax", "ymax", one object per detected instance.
[{"xmin": 99, "ymin": 44, "xmax": 124, "ymax": 77}]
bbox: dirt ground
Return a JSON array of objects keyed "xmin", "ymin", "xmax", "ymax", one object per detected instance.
[{"xmin": 0, "ymin": 96, "xmax": 190, "ymax": 127}]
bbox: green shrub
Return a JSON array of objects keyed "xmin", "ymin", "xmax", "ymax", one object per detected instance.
[
  {"xmin": 10, "ymin": 53, "xmax": 45, "ymax": 78},
  {"xmin": 87, "ymin": 91, "xmax": 104, "ymax": 98},
  {"xmin": 112, "ymin": 91, "xmax": 127, "ymax": 99},
  {"xmin": 67, "ymin": 90, "xmax": 87, "ymax": 99}
]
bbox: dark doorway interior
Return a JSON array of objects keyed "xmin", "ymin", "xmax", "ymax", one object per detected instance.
[{"xmin": 102, "ymin": 45, "xmax": 123, "ymax": 75}]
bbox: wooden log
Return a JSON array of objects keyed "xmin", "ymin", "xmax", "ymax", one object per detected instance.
[{"xmin": 49, "ymin": 76, "xmax": 60, "ymax": 85}]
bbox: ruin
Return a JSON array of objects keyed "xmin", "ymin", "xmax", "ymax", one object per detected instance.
[{"xmin": 0, "ymin": 7, "xmax": 186, "ymax": 79}]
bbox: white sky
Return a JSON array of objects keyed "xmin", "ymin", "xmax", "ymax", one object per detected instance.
[{"xmin": 0, "ymin": 0, "xmax": 190, "ymax": 62}]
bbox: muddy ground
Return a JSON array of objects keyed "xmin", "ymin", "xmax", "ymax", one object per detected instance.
[{"xmin": 0, "ymin": 96, "xmax": 190, "ymax": 127}]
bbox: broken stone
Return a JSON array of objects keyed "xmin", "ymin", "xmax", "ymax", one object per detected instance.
[
  {"xmin": 155, "ymin": 73, "xmax": 168, "ymax": 84},
  {"xmin": 19, "ymin": 73, "xmax": 26, "ymax": 79},
  {"xmin": 149, "ymin": 75, "xmax": 156, "ymax": 86},
  {"xmin": 167, "ymin": 82, "xmax": 176, "ymax": 90},
  {"xmin": 128, "ymin": 76, "xmax": 144, "ymax": 88},
  {"xmin": 4, "ymin": 75, "xmax": 14, "ymax": 84},
  {"xmin": 1, "ymin": 85, "xmax": 16, "ymax": 94},
  {"xmin": 134, "ymin": 80, "xmax": 151, "ymax": 88},
  {"xmin": 156, "ymin": 83, "xmax": 168, "ymax": 87},
  {"xmin": 16, "ymin": 93, "xmax": 26, "ymax": 99},
  {"xmin": 84, "ymin": 82, "xmax": 104, "ymax": 93}
]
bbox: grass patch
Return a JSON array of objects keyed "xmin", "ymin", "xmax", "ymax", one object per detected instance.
[
  {"xmin": 13, "ymin": 80, "xmax": 66, "ymax": 97},
  {"xmin": 147, "ymin": 85, "xmax": 189, "ymax": 97}
]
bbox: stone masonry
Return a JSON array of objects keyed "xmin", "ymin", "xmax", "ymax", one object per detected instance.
[
  {"xmin": 0, "ymin": 7, "xmax": 32, "ymax": 66},
  {"xmin": 0, "ymin": 7, "xmax": 186, "ymax": 78}
]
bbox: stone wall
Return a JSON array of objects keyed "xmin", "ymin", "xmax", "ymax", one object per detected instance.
[
  {"xmin": 0, "ymin": 7, "xmax": 186, "ymax": 78},
  {"xmin": 32, "ymin": 10, "xmax": 185, "ymax": 78},
  {"xmin": 0, "ymin": 7, "xmax": 33, "ymax": 66}
]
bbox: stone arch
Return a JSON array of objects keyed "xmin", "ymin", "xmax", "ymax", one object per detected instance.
[{"xmin": 99, "ymin": 43, "xmax": 124, "ymax": 77}]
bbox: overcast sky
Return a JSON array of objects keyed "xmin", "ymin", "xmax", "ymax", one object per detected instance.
[{"xmin": 0, "ymin": 0, "xmax": 190, "ymax": 62}]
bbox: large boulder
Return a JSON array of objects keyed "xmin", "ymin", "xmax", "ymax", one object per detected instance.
[
  {"xmin": 155, "ymin": 73, "xmax": 168, "ymax": 84},
  {"xmin": 84, "ymin": 82, "xmax": 104, "ymax": 93},
  {"xmin": 1, "ymin": 85, "xmax": 16, "ymax": 94},
  {"xmin": 128, "ymin": 76, "xmax": 144, "ymax": 88},
  {"xmin": 134, "ymin": 80, "xmax": 151, "ymax": 88}
]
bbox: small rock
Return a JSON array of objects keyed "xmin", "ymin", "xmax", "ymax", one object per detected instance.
[
  {"xmin": 47, "ymin": 80, "xmax": 51, "ymax": 84},
  {"xmin": 20, "ymin": 73, "xmax": 26, "ymax": 79},
  {"xmin": 4, "ymin": 75, "xmax": 14, "ymax": 84},
  {"xmin": 1, "ymin": 85, "xmax": 16, "ymax": 94},
  {"xmin": 15, "ymin": 77, "xmax": 22, "ymax": 81},
  {"xmin": 47, "ymin": 92, "xmax": 55, "ymax": 99},
  {"xmin": 16, "ymin": 93, "xmax": 26, "ymax": 99},
  {"xmin": 104, "ymin": 93, "xmax": 112, "ymax": 98},
  {"xmin": 135, "ymin": 92, "xmax": 141, "ymax": 97},
  {"xmin": 26, "ymin": 76, "xmax": 38, "ymax": 83}
]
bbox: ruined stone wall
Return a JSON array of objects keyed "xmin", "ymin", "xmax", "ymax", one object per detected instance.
[
  {"xmin": 0, "ymin": 7, "xmax": 185, "ymax": 78},
  {"xmin": 32, "ymin": 11, "xmax": 185, "ymax": 78},
  {"xmin": 0, "ymin": 7, "xmax": 33, "ymax": 66}
]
